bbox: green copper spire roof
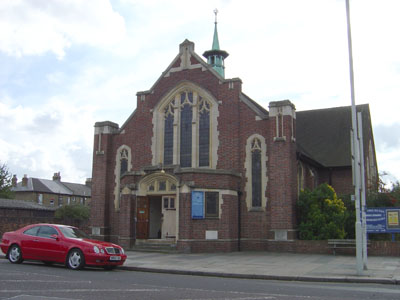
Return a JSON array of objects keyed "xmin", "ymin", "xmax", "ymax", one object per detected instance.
[
  {"xmin": 203, "ymin": 9, "xmax": 229, "ymax": 78},
  {"xmin": 212, "ymin": 10, "xmax": 220, "ymax": 50}
]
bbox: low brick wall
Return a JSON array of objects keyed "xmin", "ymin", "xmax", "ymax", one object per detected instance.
[
  {"xmin": 0, "ymin": 207, "xmax": 90, "ymax": 239},
  {"xmin": 0, "ymin": 207, "xmax": 55, "ymax": 238},
  {"xmin": 265, "ymin": 240, "xmax": 400, "ymax": 257},
  {"xmin": 177, "ymin": 239, "xmax": 400, "ymax": 257}
]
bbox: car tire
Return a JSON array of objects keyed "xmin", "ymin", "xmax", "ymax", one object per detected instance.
[
  {"xmin": 66, "ymin": 249, "xmax": 85, "ymax": 270},
  {"xmin": 8, "ymin": 244, "xmax": 23, "ymax": 264}
]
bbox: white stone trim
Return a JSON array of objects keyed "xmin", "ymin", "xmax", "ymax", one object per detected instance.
[
  {"xmin": 244, "ymin": 134, "xmax": 268, "ymax": 211},
  {"xmin": 113, "ymin": 145, "xmax": 132, "ymax": 211}
]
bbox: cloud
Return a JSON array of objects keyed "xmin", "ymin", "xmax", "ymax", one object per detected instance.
[
  {"xmin": 0, "ymin": 97, "xmax": 95, "ymax": 183},
  {"xmin": 0, "ymin": 0, "xmax": 126, "ymax": 59},
  {"xmin": 374, "ymin": 123, "xmax": 400, "ymax": 152}
]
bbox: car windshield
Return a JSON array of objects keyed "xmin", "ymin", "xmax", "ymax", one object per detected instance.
[{"xmin": 59, "ymin": 226, "xmax": 90, "ymax": 239}]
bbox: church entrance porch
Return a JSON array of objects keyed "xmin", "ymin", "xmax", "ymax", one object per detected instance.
[
  {"xmin": 136, "ymin": 195, "xmax": 176, "ymax": 240},
  {"xmin": 134, "ymin": 194, "xmax": 177, "ymax": 252},
  {"xmin": 135, "ymin": 172, "xmax": 178, "ymax": 245}
]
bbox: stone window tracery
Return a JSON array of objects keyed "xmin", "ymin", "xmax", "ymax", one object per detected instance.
[{"xmin": 154, "ymin": 83, "xmax": 219, "ymax": 169}]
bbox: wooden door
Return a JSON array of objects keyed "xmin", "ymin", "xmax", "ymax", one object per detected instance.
[{"xmin": 136, "ymin": 197, "xmax": 149, "ymax": 239}]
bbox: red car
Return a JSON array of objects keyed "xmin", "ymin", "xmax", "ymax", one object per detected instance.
[{"xmin": 0, "ymin": 224, "xmax": 127, "ymax": 270}]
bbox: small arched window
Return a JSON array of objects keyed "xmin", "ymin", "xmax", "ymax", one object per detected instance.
[
  {"xmin": 251, "ymin": 138, "xmax": 262, "ymax": 207},
  {"xmin": 120, "ymin": 149, "xmax": 128, "ymax": 176},
  {"xmin": 114, "ymin": 146, "xmax": 131, "ymax": 211}
]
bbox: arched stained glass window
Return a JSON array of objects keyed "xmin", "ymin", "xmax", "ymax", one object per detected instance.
[
  {"xmin": 251, "ymin": 138, "xmax": 262, "ymax": 207},
  {"xmin": 180, "ymin": 92, "xmax": 193, "ymax": 168},
  {"xmin": 159, "ymin": 86, "xmax": 216, "ymax": 169},
  {"xmin": 199, "ymin": 97, "xmax": 210, "ymax": 167},
  {"xmin": 163, "ymin": 101, "xmax": 174, "ymax": 165},
  {"xmin": 120, "ymin": 149, "xmax": 128, "ymax": 176}
]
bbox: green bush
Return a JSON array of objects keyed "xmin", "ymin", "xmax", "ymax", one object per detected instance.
[
  {"xmin": 55, "ymin": 204, "xmax": 90, "ymax": 221},
  {"xmin": 341, "ymin": 194, "xmax": 355, "ymax": 239},
  {"xmin": 297, "ymin": 184, "xmax": 347, "ymax": 240}
]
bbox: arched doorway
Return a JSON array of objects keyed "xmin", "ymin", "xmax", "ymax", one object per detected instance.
[{"xmin": 137, "ymin": 172, "xmax": 178, "ymax": 240}]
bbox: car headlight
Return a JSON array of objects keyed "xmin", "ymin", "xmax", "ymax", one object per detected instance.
[{"xmin": 93, "ymin": 246, "xmax": 100, "ymax": 253}]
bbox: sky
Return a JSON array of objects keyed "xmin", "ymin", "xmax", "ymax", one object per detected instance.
[{"xmin": 0, "ymin": 0, "xmax": 399, "ymax": 187}]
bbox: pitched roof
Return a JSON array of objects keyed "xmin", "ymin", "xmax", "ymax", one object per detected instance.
[
  {"xmin": 296, "ymin": 104, "xmax": 371, "ymax": 168},
  {"xmin": 12, "ymin": 178, "xmax": 90, "ymax": 197},
  {"xmin": 0, "ymin": 198, "xmax": 56, "ymax": 211},
  {"xmin": 63, "ymin": 182, "xmax": 91, "ymax": 197}
]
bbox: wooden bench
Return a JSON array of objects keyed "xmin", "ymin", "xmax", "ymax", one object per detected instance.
[{"xmin": 328, "ymin": 239, "xmax": 370, "ymax": 255}]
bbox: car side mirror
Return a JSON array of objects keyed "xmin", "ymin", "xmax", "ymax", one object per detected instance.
[{"xmin": 51, "ymin": 234, "xmax": 59, "ymax": 241}]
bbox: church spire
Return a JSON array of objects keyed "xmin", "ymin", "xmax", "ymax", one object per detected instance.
[
  {"xmin": 212, "ymin": 9, "xmax": 220, "ymax": 50},
  {"xmin": 203, "ymin": 9, "xmax": 229, "ymax": 78}
]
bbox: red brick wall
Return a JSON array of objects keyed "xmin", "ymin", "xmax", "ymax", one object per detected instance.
[
  {"xmin": 0, "ymin": 207, "xmax": 90, "ymax": 239},
  {"xmin": 267, "ymin": 113, "xmax": 298, "ymax": 236},
  {"xmin": 317, "ymin": 167, "xmax": 353, "ymax": 196}
]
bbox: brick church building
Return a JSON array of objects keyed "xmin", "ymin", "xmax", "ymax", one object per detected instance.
[{"xmin": 90, "ymin": 17, "xmax": 378, "ymax": 252}]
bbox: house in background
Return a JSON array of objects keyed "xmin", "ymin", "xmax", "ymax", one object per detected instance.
[
  {"xmin": 11, "ymin": 172, "xmax": 92, "ymax": 207},
  {"xmin": 90, "ymin": 17, "xmax": 378, "ymax": 252}
]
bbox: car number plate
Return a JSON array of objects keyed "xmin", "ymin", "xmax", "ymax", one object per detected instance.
[{"xmin": 110, "ymin": 256, "xmax": 121, "ymax": 261}]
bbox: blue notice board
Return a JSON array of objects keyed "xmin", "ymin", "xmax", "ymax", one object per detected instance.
[
  {"xmin": 366, "ymin": 208, "xmax": 400, "ymax": 233},
  {"xmin": 191, "ymin": 191, "xmax": 204, "ymax": 219},
  {"xmin": 366, "ymin": 208, "xmax": 386, "ymax": 233}
]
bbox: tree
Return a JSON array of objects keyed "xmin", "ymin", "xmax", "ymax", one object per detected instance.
[
  {"xmin": 0, "ymin": 162, "xmax": 14, "ymax": 199},
  {"xmin": 297, "ymin": 184, "xmax": 346, "ymax": 240},
  {"xmin": 55, "ymin": 204, "xmax": 90, "ymax": 221}
]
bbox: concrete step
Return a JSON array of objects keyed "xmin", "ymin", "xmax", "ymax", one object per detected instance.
[{"xmin": 131, "ymin": 239, "xmax": 179, "ymax": 253}]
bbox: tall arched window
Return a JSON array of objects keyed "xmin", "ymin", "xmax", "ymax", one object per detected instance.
[
  {"xmin": 251, "ymin": 138, "xmax": 262, "ymax": 207},
  {"xmin": 114, "ymin": 146, "xmax": 131, "ymax": 211},
  {"xmin": 244, "ymin": 134, "xmax": 267, "ymax": 210},
  {"xmin": 199, "ymin": 97, "xmax": 210, "ymax": 167},
  {"xmin": 180, "ymin": 92, "xmax": 193, "ymax": 167},
  {"xmin": 163, "ymin": 101, "xmax": 174, "ymax": 165},
  {"xmin": 120, "ymin": 149, "xmax": 128, "ymax": 176},
  {"xmin": 154, "ymin": 83, "xmax": 219, "ymax": 169}
]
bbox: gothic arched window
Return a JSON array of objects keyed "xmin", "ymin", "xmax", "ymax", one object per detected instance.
[
  {"xmin": 154, "ymin": 83, "xmax": 219, "ymax": 169},
  {"xmin": 251, "ymin": 138, "xmax": 262, "ymax": 207},
  {"xmin": 199, "ymin": 97, "xmax": 210, "ymax": 167},
  {"xmin": 114, "ymin": 146, "xmax": 131, "ymax": 211},
  {"xmin": 120, "ymin": 149, "xmax": 128, "ymax": 176},
  {"xmin": 180, "ymin": 92, "xmax": 193, "ymax": 167},
  {"xmin": 163, "ymin": 101, "xmax": 174, "ymax": 165},
  {"xmin": 244, "ymin": 134, "xmax": 267, "ymax": 210}
]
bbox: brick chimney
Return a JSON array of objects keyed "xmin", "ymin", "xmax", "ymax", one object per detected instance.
[
  {"xmin": 85, "ymin": 178, "xmax": 92, "ymax": 188},
  {"xmin": 12, "ymin": 175, "xmax": 17, "ymax": 187},
  {"xmin": 53, "ymin": 172, "xmax": 61, "ymax": 181},
  {"xmin": 22, "ymin": 174, "xmax": 28, "ymax": 187}
]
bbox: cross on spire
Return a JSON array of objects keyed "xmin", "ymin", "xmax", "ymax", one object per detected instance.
[{"xmin": 214, "ymin": 8, "xmax": 218, "ymax": 24}]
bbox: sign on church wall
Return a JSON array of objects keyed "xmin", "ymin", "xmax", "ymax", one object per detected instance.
[{"xmin": 191, "ymin": 191, "xmax": 204, "ymax": 219}]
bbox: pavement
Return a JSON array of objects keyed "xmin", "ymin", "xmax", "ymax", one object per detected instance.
[
  {"xmin": 1, "ymin": 250, "xmax": 399, "ymax": 284},
  {"xmin": 121, "ymin": 251, "xmax": 400, "ymax": 285}
]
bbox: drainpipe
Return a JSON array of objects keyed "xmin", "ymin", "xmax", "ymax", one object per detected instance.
[{"xmin": 238, "ymin": 190, "xmax": 242, "ymax": 251}]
